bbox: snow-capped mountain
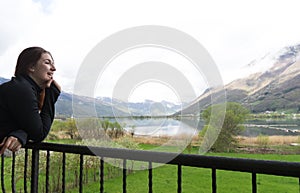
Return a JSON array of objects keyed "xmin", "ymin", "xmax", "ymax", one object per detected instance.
[
  {"xmin": 96, "ymin": 97, "xmax": 184, "ymax": 117},
  {"xmin": 176, "ymin": 43, "xmax": 300, "ymax": 114},
  {"xmin": 0, "ymin": 77, "xmax": 182, "ymax": 117}
]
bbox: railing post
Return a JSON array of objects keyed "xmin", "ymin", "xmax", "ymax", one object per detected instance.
[
  {"xmin": 177, "ymin": 164, "xmax": 182, "ymax": 193},
  {"xmin": 100, "ymin": 158, "xmax": 104, "ymax": 193},
  {"xmin": 123, "ymin": 159, "xmax": 127, "ymax": 193},
  {"xmin": 212, "ymin": 168, "xmax": 216, "ymax": 193},
  {"xmin": 31, "ymin": 148, "xmax": 40, "ymax": 193},
  {"xmin": 62, "ymin": 152, "xmax": 66, "ymax": 193},
  {"xmin": 1, "ymin": 154, "xmax": 6, "ymax": 193},
  {"xmin": 11, "ymin": 152, "xmax": 16, "ymax": 193},
  {"xmin": 79, "ymin": 154, "xmax": 83, "ymax": 193},
  {"xmin": 148, "ymin": 162, "xmax": 152, "ymax": 193},
  {"xmin": 252, "ymin": 172, "xmax": 257, "ymax": 193},
  {"xmin": 24, "ymin": 148, "xmax": 28, "ymax": 193},
  {"xmin": 45, "ymin": 150, "xmax": 50, "ymax": 193}
]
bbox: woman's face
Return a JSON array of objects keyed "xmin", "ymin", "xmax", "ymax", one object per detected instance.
[{"xmin": 30, "ymin": 53, "xmax": 56, "ymax": 89}]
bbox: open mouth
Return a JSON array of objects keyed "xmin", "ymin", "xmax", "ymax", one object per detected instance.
[{"xmin": 47, "ymin": 72, "xmax": 53, "ymax": 79}]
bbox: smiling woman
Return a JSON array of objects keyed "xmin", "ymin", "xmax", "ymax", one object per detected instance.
[{"xmin": 0, "ymin": 47, "xmax": 61, "ymax": 154}]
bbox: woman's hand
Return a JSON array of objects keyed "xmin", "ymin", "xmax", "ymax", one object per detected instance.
[
  {"xmin": 0, "ymin": 136, "xmax": 22, "ymax": 155},
  {"xmin": 52, "ymin": 79, "xmax": 61, "ymax": 92},
  {"xmin": 38, "ymin": 80, "xmax": 61, "ymax": 111}
]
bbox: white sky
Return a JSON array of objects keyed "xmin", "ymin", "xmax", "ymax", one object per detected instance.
[{"xmin": 1, "ymin": 0, "xmax": 300, "ymax": 102}]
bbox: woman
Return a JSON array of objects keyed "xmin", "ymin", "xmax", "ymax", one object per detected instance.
[{"xmin": 0, "ymin": 47, "xmax": 61, "ymax": 154}]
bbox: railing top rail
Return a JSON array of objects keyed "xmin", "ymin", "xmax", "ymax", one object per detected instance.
[{"xmin": 24, "ymin": 142, "xmax": 300, "ymax": 178}]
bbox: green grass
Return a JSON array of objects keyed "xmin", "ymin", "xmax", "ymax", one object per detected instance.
[
  {"xmin": 3, "ymin": 140, "xmax": 298, "ymax": 193},
  {"xmin": 67, "ymin": 164, "xmax": 299, "ymax": 193},
  {"xmin": 66, "ymin": 153, "xmax": 300, "ymax": 193},
  {"xmin": 44, "ymin": 140, "xmax": 300, "ymax": 192}
]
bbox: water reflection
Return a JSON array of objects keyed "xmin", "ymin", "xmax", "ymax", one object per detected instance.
[
  {"xmin": 114, "ymin": 117, "xmax": 300, "ymax": 137},
  {"xmin": 118, "ymin": 118, "xmax": 199, "ymax": 137},
  {"xmin": 243, "ymin": 119, "xmax": 300, "ymax": 136}
]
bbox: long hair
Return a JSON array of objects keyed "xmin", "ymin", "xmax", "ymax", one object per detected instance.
[{"xmin": 14, "ymin": 47, "xmax": 53, "ymax": 77}]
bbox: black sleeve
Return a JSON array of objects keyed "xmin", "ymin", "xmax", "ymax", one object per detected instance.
[
  {"xmin": 7, "ymin": 82, "xmax": 60, "ymax": 144},
  {"xmin": 7, "ymin": 130, "xmax": 28, "ymax": 146}
]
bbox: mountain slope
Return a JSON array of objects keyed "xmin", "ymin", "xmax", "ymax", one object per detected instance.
[
  {"xmin": 57, "ymin": 95, "xmax": 183, "ymax": 117},
  {"xmin": 0, "ymin": 77, "xmax": 9, "ymax": 84},
  {"xmin": 178, "ymin": 44, "xmax": 300, "ymax": 114},
  {"xmin": 1, "ymin": 77, "xmax": 181, "ymax": 117}
]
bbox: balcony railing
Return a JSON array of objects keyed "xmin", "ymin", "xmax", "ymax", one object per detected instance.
[{"xmin": 1, "ymin": 142, "xmax": 299, "ymax": 193}]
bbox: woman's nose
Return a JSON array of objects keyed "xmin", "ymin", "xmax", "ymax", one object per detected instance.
[{"xmin": 51, "ymin": 64, "xmax": 56, "ymax": 71}]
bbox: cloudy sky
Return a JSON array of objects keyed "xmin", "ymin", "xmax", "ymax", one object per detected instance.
[{"xmin": 1, "ymin": 0, "xmax": 300, "ymax": 102}]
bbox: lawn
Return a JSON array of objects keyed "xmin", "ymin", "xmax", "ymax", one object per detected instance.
[
  {"xmin": 2, "ymin": 140, "xmax": 298, "ymax": 193},
  {"xmin": 67, "ymin": 153, "xmax": 300, "ymax": 193}
]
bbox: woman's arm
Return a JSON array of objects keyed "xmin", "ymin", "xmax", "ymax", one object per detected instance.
[
  {"xmin": 7, "ymin": 80, "xmax": 60, "ymax": 143},
  {"xmin": 37, "ymin": 81, "xmax": 61, "ymax": 140}
]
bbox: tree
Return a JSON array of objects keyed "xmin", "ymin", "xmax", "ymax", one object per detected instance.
[
  {"xmin": 101, "ymin": 119, "xmax": 110, "ymax": 134},
  {"xmin": 201, "ymin": 102, "xmax": 249, "ymax": 152},
  {"xmin": 64, "ymin": 118, "xmax": 78, "ymax": 139}
]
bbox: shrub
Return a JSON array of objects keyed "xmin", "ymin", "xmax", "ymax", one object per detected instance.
[
  {"xmin": 201, "ymin": 102, "xmax": 249, "ymax": 152},
  {"xmin": 256, "ymin": 134, "xmax": 270, "ymax": 148}
]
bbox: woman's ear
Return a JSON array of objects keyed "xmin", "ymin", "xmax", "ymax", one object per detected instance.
[
  {"xmin": 29, "ymin": 67, "xmax": 35, "ymax": 72},
  {"xmin": 28, "ymin": 63, "xmax": 36, "ymax": 73}
]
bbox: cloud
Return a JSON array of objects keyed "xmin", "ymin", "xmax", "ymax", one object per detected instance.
[
  {"xmin": 1, "ymin": 0, "xmax": 300, "ymax": 100},
  {"xmin": 0, "ymin": 0, "xmax": 48, "ymax": 76}
]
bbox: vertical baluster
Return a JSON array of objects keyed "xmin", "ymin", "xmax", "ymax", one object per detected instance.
[
  {"xmin": 100, "ymin": 158, "xmax": 104, "ymax": 193},
  {"xmin": 11, "ymin": 152, "xmax": 16, "ymax": 193},
  {"xmin": 212, "ymin": 168, "xmax": 216, "ymax": 193},
  {"xmin": 177, "ymin": 164, "xmax": 182, "ymax": 193},
  {"xmin": 79, "ymin": 154, "xmax": 83, "ymax": 193},
  {"xmin": 1, "ymin": 154, "xmax": 5, "ymax": 193},
  {"xmin": 31, "ymin": 148, "xmax": 40, "ymax": 193},
  {"xmin": 123, "ymin": 159, "xmax": 127, "ymax": 193},
  {"xmin": 62, "ymin": 152, "xmax": 66, "ymax": 193},
  {"xmin": 45, "ymin": 150, "xmax": 50, "ymax": 193},
  {"xmin": 252, "ymin": 172, "xmax": 257, "ymax": 193},
  {"xmin": 148, "ymin": 162, "xmax": 152, "ymax": 193},
  {"xmin": 24, "ymin": 148, "xmax": 28, "ymax": 193},
  {"xmin": 299, "ymin": 177, "xmax": 300, "ymax": 192}
]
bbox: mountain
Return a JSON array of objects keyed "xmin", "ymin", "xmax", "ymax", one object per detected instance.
[
  {"xmin": 0, "ymin": 77, "xmax": 9, "ymax": 84},
  {"xmin": 94, "ymin": 97, "xmax": 183, "ymax": 117},
  {"xmin": 58, "ymin": 95, "xmax": 183, "ymax": 117},
  {"xmin": 177, "ymin": 44, "xmax": 300, "ymax": 114},
  {"xmin": 0, "ymin": 77, "xmax": 182, "ymax": 117}
]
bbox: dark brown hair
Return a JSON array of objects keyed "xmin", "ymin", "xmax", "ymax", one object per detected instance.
[{"xmin": 14, "ymin": 47, "xmax": 53, "ymax": 77}]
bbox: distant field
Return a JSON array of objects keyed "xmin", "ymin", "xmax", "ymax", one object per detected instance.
[{"xmin": 238, "ymin": 135, "xmax": 299, "ymax": 145}]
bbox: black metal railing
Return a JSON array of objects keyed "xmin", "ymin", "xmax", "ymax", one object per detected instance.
[{"xmin": 1, "ymin": 142, "xmax": 299, "ymax": 193}]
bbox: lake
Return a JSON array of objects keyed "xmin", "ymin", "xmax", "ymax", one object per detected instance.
[
  {"xmin": 116, "ymin": 117, "xmax": 300, "ymax": 137},
  {"xmin": 243, "ymin": 118, "xmax": 300, "ymax": 136}
]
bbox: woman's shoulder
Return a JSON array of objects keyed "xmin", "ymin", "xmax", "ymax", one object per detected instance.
[{"xmin": 0, "ymin": 76, "xmax": 35, "ymax": 96}]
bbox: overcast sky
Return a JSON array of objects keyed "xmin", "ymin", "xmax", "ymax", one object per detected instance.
[{"xmin": 1, "ymin": 0, "xmax": 300, "ymax": 102}]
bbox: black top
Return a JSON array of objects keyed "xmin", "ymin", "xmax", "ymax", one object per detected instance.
[{"xmin": 0, "ymin": 75, "xmax": 60, "ymax": 146}]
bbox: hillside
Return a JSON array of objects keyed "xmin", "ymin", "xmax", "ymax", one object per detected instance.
[
  {"xmin": 0, "ymin": 77, "xmax": 181, "ymax": 117},
  {"xmin": 0, "ymin": 77, "xmax": 8, "ymax": 85},
  {"xmin": 177, "ymin": 44, "xmax": 300, "ymax": 114},
  {"xmin": 2, "ymin": 44, "xmax": 300, "ymax": 116}
]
